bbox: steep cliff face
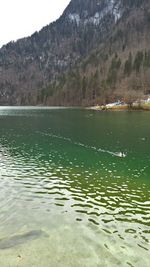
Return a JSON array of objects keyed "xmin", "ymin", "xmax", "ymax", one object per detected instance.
[{"xmin": 0, "ymin": 0, "xmax": 149, "ymax": 105}]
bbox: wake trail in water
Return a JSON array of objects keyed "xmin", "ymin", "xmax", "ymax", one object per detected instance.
[{"xmin": 36, "ymin": 131, "xmax": 127, "ymax": 158}]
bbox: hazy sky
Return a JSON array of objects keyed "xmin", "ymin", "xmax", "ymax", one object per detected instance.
[{"xmin": 0, "ymin": 0, "xmax": 70, "ymax": 47}]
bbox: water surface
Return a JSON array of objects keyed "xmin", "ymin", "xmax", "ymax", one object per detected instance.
[{"xmin": 0, "ymin": 107, "xmax": 150, "ymax": 267}]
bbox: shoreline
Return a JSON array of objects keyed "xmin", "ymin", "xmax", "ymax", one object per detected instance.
[
  {"xmin": 0, "ymin": 105, "xmax": 149, "ymax": 112},
  {"xmin": 87, "ymin": 105, "xmax": 150, "ymax": 112}
]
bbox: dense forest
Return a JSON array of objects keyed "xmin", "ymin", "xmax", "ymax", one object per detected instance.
[{"xmin": 0, "ymin": 0, "xmax": 150, "ymax": 105}]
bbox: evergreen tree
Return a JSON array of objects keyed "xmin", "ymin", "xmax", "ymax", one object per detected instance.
[{"xmin": 124, "ymin": 52, "xmax": 132, "ymax": 76}]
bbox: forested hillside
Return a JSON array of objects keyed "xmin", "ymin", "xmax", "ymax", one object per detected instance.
[{"xmin": 0, "ymin": 0, "xmax": 149, "ymax": 105}]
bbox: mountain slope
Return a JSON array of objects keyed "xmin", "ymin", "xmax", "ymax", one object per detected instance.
[
  {"xmin": 0, "ymin": 0, "xmax": 149, "ymax": 105},
  {"xmin": 41, "ymin": 0, "xmax": 150, "ymax": 106}
]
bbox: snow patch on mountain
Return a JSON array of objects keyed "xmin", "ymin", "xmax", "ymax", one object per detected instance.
[
  {"xmin": 68, "ymin": 1, "xmax": 121, "ymax": 26},
  {"xmin": 68, "ymin": 13, "xmax": 80, "ymax": 25}
]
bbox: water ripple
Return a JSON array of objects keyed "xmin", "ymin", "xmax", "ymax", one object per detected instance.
[{"xmin": 0, "ymin": 111, "xmax": 150, "ymax": 266}]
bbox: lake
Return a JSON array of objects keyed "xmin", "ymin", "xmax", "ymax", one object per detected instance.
[{"xmin": 0, "ymin": 107, "xmax": 149, "ymax": 267}]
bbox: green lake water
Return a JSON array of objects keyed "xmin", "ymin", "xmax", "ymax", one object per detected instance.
[{"xmin": 0, "ymin": 107, "xmax": 149, "ymax": 267}]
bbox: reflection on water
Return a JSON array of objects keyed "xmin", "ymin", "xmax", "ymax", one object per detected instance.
[{"xmin": 0, "ymin": 107, "xmax": 150, "ymax": 267}]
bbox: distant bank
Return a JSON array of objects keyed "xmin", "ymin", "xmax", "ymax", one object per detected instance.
[{"xmin": 88, "ymin": 103, "xmax": 150, "ymax": 112}]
